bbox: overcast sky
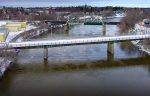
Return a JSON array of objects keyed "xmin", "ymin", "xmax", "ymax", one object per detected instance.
[{"xmin": 0, "ymin": 0, "xmax": 150, "ymax": 7}]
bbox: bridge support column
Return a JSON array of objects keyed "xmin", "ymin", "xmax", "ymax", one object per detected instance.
[
  {"xmin": 107, "ymin": 42, "xmax": 114, "ymax": 61},
  {"xmin": 44, "ymin": 47, "xmax": 48, "ymax": 61},
  {"xmin": 65, "ymin": 22, "xmax": 69, "ymax": 32},
  {"xmin": 102, "ymin": 24, "xmax": 106, "ymax": 36}
]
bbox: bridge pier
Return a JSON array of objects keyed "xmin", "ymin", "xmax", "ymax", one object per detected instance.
[
  {"xmin": 107, "ymin": 42, "xmax": 114, "ymax": 61},
  {"xmin": 64, "ymin": 22, "xmax": 69, "ymax": 32},
  {"xmin": 44, "ymin": 47, "xmax": 48, "ymax": 61},
  {"xmin": 102, "ymin": 24, "xmax": 106, "ymax": 36}
]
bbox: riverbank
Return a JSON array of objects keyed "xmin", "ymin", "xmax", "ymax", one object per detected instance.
[
  {"xmin": 0, "ymin": 23, "xmax": 37, "ymax": 79},
  {"xmin": 6, "ymin": 24, "xmax": 36, "ymax": 42},
  {"xmin": 132, "ymin": 23, "xmax": 150, "ymax": 55},
  {"xmin": 0, "ymin": 58, "xmax": 12, "ymax": 79}
]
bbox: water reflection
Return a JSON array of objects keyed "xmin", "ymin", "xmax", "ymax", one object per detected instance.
[
  {"xmin": 0, "ymin": 56, "xmax": 150, "ymax": 96},
  {"xmin": 15, "ymin": 56, "xmax": 150, "ymax": 73},
  {"xmin": 120, "ymin": 42, "xmax": 139, "ymax": 54}
]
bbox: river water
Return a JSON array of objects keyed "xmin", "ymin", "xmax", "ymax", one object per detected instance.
[{"xmin": 0, "ymin": 24, "xmax": 150, "ymax": 96}]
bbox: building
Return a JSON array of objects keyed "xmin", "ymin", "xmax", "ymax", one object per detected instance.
[
  {"xmin": 5, "ymin": 22, "xmax": 27, "ymax": 32},
  {"xmin": 0, "ymin": 27, "xmax": 8, "ymax": 42}
]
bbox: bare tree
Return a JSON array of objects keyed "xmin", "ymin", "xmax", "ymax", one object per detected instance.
[{"xmin": 119, "ymin": 8, "xmax": 145, "ymax": 32}]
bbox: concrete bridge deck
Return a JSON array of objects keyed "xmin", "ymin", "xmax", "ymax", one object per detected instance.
[{"xmin": 0, "ymin": 34, "xmax": 149, "ymax": 49}]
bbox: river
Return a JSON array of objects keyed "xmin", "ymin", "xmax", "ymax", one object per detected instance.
[{"xmin": 0, "ymin": 24, "xmax": 150, "ymax": 96}]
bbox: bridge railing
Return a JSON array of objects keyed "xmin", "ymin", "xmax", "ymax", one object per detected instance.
[{"xmin": 3, "ymin": 34, "xmax": 149, "ymax": 48}]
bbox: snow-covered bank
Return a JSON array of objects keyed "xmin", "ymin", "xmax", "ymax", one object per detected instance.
[
  {"xmin": 0, "ymin": 24, "xmax": 37, "ymax": 79},
  {"xmin": 139, "ymin": 45, "xmax": 150, "ymax": 54},
  {"xmin": 6, "ymin": 25, "xmax": 36, "ymax": 42},
  {"xmin": 0, "ymin": 21, "xmax": 7, "ymax": 27},
  {"xmin": 0, "ymin": 23, "xmax": 50, "ymax": 79},
  {"xmin": 132, "ymin": 40, "xmax": 150, "ymax": 55},
  {"xmin": 0, "ymin": 58, "xmax": 12, "ymax": 79},
  {"xmin": 133, "ymin": 23, "xmax": 150, "ymax": 55}
]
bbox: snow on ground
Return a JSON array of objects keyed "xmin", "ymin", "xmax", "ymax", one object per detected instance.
[
  {"xmin": 115, "ymin": 13, "xmax": 125, "ymax": 18},
  {"xmin": 79, "ymin": 15, "xmax": 103, "ymax": 20},
  {"xmin": 135, "ymin": 23, "xmax": 150, "ymax": 32},
  {"xmin": 133, "ymin": 23, "xmax": 150, "ymax": 55},
  {"xmin": 0, "ymin": 21, "xmax": 7, "ymax": 27},
  {"xmin": 0, "ymin": 24, "xmax": 36, "ymax": 78},
  {"xmin": 0, "ymin": 58, "xmax": 12, "ymax": 77},
  {"xmin": 6, "ymin": 25, "xmax": 36, "ymax": 42}
]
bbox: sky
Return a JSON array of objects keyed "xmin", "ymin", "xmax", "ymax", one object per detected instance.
[{"xmin": 0, "ymin": 0, "xmax": 150, "ymax": 8}]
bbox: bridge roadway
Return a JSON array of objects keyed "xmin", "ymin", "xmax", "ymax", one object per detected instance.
[{"xmin": 0, "ymin": 34, "xmax": 150, "ymax": 49}]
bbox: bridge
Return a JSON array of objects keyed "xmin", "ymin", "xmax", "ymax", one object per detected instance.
[
  {"xmin": 84, "ymin": 21, "xmax": 120, "ymax": 25},
  {"xmin": 0, "ymin": 34, "xmax": 149, "ymax": 49},
  {"xmin": 0, "ymin": 34, "xmax": 150, "ymax": 60},
  {"xmin": 84, "ymin": 17, "xmax": 121, "ymax": 25}
]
